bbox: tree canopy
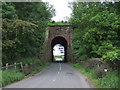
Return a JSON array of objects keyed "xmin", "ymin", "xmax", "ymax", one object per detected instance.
[
  {"xmin": 2, "ymin": 2, "xmax": 55, "ymax": 65},
  {"xmin": 70, "ymin": 2, "xmax": 120, "ymax": 64}
]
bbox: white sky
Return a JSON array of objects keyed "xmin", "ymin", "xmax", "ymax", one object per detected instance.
[
  {"xmin": 53, "ymin": 44, "xmax": 64, "ymax": 56},
  {"xmin": 42, "ymin": 0, "xmax": 115, "ymax": 21},
  {"xmin": 42, "ymin": 0, "xmax": 74, "ymax": 22}
]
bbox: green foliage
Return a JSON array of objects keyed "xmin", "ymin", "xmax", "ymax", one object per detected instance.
[
  {"xmin": 2, "ymin": 19, "xmax": 42, "ymax": 65},
  {"xmin": 92, "ymin": 41, "xmax": 115, "ymax": 57},
  {"xmin": 2, "ymin": 2, "xmax": 18, "ymax": 19},
  {"xmin": 54, "ymin": 55, "xmax": 64, "ymax": 61},
  {"xmin": 2, "ymin": 58, "xmax": 50, "ymax": 87},
  {"xmin": 2, "ymin": 2, "xmax": 55, "ymax": 65},
  {"xmin": 70, "ymin": 63, "xmax": 118, "ymax": 88},
  {"xmin": 16, "ymin": 58, "xmax": 40, "ymax": 65},
  {"xmin": 32, "ymin": 62, "xmax": 50, "ymax": 74},
  {"xmin": 98, "ymin": 71, "xmax": 118, "ymax": 88},
  {"xmin": 11, "ymin": 2, "xmax": 55, "ymax": 25},
  {"xmin": 2, "ymin": 69, "xmax": 25, "ymax": 87},
  {"xmin": 70, "ymin": 63, "xmax": 96, "ymax": 78},
  {"xmin": 102, "ymin": 49, "xmax": 120, "ymax": 61},
  {"xmin": 70, "ymin": 2, "xmax": 120, "ymax": 63},
  {"xmin": 0, "ymin": 70, "xmax": 2, "ymax": 87},
  {"xmin": 2, "ymin": 2, "xmax": 53, "ymax": 87},
  {"xmin": 2, "ymin": 2, "xmax": 55, "ymax": 24}
]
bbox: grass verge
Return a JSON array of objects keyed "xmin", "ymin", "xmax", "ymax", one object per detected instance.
[
  {"xmin": 30, "ymin": 62, "xmax": 50, "ymax": 75},
  {"xmin": 2, "ymin": 69, "xmax": 25, "ymax": 87},
  {"xmin": 2, "ymin": 58, "xmax": 51, "ymax": 87},
  {"xmin": 69, "ymin": 63, "xmax": 118, "ymax": 89}
]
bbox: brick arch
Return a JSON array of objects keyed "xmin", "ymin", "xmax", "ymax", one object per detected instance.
[
  {"xmin": 44, "ymin": 25, "xmax": 73, "ymax": 62},
  {"xmin": 50, "ymin": 34, "xmax": 69, "ymax": 45},
  {"xmin": 50, "ymin": 34, "xmax": 68, "ymax": 62}
]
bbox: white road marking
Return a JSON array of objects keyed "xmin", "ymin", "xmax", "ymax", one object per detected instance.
[
  {"xmin": 59, "ymin": 63, "xmax": 61, "ymax": 71},
  {"xmin": 53, "ymin": 64, "xmax": 60, "ymax": 82},
  {"xmin": 53, "ymin": 79, "xmax": 56, "ymax": 82}
]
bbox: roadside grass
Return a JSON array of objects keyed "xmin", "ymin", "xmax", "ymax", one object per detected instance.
[
  {"xmin": 97, "ymin": 71, "xmax": 118, "ymax": 88},
  {"xmin": 30, "ymin": 62, "xmax": 50, "ymax": 75},
  {"xmin": 0, "ymin": 70, "xmax": 2, "ymax": 87},
  {"xmin": 69, "ymin": 63, "xmax": 118, "ymax": 89},
  {"xmin": 2, "ymin": 69, "xmax": 25, "ymax": 87},
  {"xmin": 2, "ymin": 58, "xmax": 51, "ymax": 87}
]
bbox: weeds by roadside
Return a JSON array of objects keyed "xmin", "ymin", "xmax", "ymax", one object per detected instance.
[
  {"xmin": 70, "ymin": 63, "xmax": 118, "ymax": 88},
  {"xmin": 16, "ymin": 57, "xmax": 40, "ymax": 65},
  {"xmin": 2, "ymin": 58, "xmax": 51, "ymax": 87},
  {"xmin": 2, "ymin": 69, "xmax": 25, "ymax": 87},
  {"xmin": 30, "ymin": 62, "xmax": 50, "ymax": 75}
]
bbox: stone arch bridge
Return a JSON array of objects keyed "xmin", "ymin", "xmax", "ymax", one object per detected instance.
[{"xmin": 43, "ymin": 25, "xmax": 73, "ymax": 62}]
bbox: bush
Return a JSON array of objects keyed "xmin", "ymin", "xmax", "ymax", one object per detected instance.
[
  {"xmin": 32, "ymin": 62, "xmax": 50, "ymax": 74},
  {"xmin": 71, "ymin": 2, "xmax": 120, "ymax": 63},
  {"xmin": 102, "ymin": 49, "xmax": 120, "ymax": 62},
  {"xmin": 2, "ymin": 19, "xmax": 44, "ymax": 65},
  {"xmin": 16, "ymin": 57, "xmax": 41, "ymax": 65},
  {"xmin": 2, "ymin": 60, "xmax": 50, "ymax": 87},
  {"xmin": 70, "ymin": 63, "xmax": 119, "ymax": 88},
  {"xmin": 2, "ymin": 69, "xmax": 25, "ymax": 87},
  {"xmin": 98, "ymin": 70, "xmax": 118, "ymax": 88}
]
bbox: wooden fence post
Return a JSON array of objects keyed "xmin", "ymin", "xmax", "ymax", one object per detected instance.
[
  {"xmin": 14, "ymin": 62, "xmax": 17, "ymax": 70},
  {"xmin": 6, "ymin": 63, "xmax": 8, "ymax": 70},
  {"xmin": 20, "ymin": 62, "xmax": 23, "ymax": 72}
]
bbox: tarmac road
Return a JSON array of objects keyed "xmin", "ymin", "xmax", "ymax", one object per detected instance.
[{"xmin": 5, "ymin": 63, "xmax": 94, "ymax": 88}]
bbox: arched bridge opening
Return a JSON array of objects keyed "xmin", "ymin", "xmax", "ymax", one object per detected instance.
[
  {"xmin": 51, "ymin": 36, "xmax": 67, "ymax": 62},
  {"xmin": 43, "ymin": 25, "xmax": 73, "ymax": 63}
]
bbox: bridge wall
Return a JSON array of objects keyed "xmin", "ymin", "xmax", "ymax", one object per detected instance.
[{"xmin": 43, "ymin": 25, "xmax": 73, "ymax": 62}]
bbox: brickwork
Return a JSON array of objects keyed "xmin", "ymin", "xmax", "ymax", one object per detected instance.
[{"xmin": 43, "ymin": 25, "xmax": 73, "ymax": 62}]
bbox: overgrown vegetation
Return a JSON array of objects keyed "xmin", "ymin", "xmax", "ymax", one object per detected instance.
[
  {"xmin": 1, "ymin": 58, "xmax": 50, "ymax": 87},
  {"xmin": 70, "ymin": 63, "xmax": 118, "ymax": 88},
  {"xmin": 31, "ymin": 62, "xmax": 50, "ymax": 75},
  {"xmin": 0, "ymin": 70, "xmax": 2, "ymax": 87},
  {"xmin": 2, "ymin": 2, "xmax": 54, "ymax": 87},
  {"xmin": 54, "ymin": 55, "xmax": 64, "ymax": 61},
  {"xmin": 2, "ymin": 2, "xmax": 55, "ymax": 23},
  {"xmin": 2, "ymin": 2, "xmax": 55, "ymax": 65},
  {"xmin": 2, "ymin": 19, "xmax": 40, "ymax": 65},
  {"xmin": 70, "ymin": 2, "xmax": 120, "ymax": 65},
  {"xmin": 69, "ymin": 2, "xmax": 119, "ymax": 88},
  {"xmin": 2, "ymin": 1, "xmax": 120, "ymax": 88},
  {"xmin": 16, "ymin": 57, "xmax": 40, "ymax": 65},
  {"xmin": 2, "ymin": 69, "xmax": 25, "ymax": 87}
]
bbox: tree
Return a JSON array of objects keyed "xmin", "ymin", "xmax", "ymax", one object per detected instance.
[
  {"xmin": 2, "ymin": 2, "xmax": 18, "ymax": 19},
  {"xmin": 2, "ymin": 2, "xmax": 55, "ymax": 65},
  {"xmin": 70, "ymin": 2, "xmax": 120, "ymax": 64},
  {"xmin": 12, "ymin": 2, "xmax": 55, "ymax": 25}
]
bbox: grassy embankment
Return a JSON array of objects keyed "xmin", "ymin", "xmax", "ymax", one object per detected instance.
[
  {"xmin": 1, "ymin": 58, "xmax": 51, "ymax": 87},
  {"xmin": 70, "ymin": 63, "xmax": 118, "ymax": 89}
]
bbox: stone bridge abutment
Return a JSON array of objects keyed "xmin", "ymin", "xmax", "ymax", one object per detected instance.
[{"xmin": 43, "ymin": 25, "xmax": 73, "ymax": 62}]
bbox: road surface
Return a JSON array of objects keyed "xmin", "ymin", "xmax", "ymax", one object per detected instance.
[{"xmin": 5, "ymin": 63, "xmax": 94, "ymax": 88}]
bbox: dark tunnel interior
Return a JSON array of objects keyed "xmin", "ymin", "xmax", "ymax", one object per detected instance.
[{"xmin": 51, "ymin": 36, "xmax": 67, "ymax": 62}]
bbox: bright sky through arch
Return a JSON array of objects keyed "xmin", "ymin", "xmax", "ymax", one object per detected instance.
[
  {"xmin": 53, "ymin": 44, "xmax": 65, "ymax": 56},
  {"xmin": 42, "ymin": 0, "xmax": 74, "ymax": 22}
]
